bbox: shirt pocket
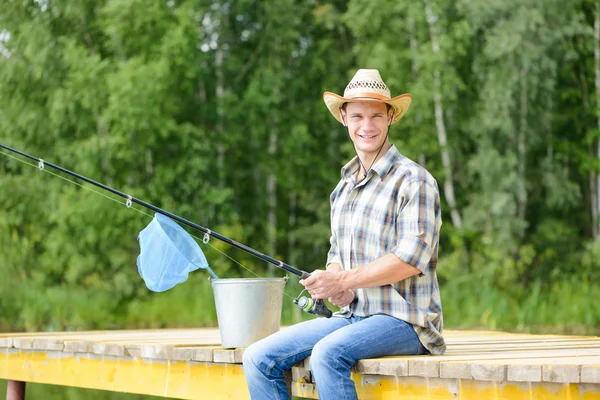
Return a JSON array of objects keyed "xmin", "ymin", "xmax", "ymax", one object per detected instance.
[{"xmin": 355, "ymin": 187, "xmax": 398, "ymax": 261}]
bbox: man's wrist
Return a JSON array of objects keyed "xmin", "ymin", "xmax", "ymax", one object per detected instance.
[
  {"xmin": 326, "ymin": 262, "xmax": 343, "ymax": 272},
  {"xmin": 338, "ymin": 269, "xmax": 351, "ymax": 292}
]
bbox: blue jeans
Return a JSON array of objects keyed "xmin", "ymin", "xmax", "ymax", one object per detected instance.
[{"xmin": 242, "ymin": 314, "xmax": 427, "ymax": 400}]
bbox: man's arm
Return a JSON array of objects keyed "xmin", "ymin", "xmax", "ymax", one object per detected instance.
[
  {"xmin": 340, "ymin": 253, "xmax": 420, "ymax": 290},
  {"xmin": 301, "ymin": 254, "xmax": 420, "ymax": 300},
  {"xmin": 302, "ymin": 179, "xmax": 440, "ymax": 299}
]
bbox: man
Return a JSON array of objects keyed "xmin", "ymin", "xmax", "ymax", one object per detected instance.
[{"xmin": 242, "ymin": 69, "xmax": 445, "ymax": 400}]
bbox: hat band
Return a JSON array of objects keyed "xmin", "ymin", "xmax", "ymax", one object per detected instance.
[{"xmin": 345, "ymin": 92, "xmax": 391, "ymax": 101}]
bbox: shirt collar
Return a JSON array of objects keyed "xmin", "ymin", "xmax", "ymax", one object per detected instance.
[{"xmin": 341, "ymin": 144, "xmax": 401, "ymax": 183}]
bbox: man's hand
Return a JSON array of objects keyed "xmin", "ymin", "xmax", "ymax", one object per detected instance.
[
  {"xmin": 299, "ymin": 269, "xmax": 345, "ymax": 300},
  {"xmin": 329, "ymin": 289, "xmax": 355, "ymax": 308}
]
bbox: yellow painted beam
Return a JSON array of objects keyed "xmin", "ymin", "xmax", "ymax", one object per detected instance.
[
  {"xmin": 1, "ymin": 349, "xmax": 249, "ymax": 399},
  {"xmin": 293, "ymin": 374, "xmax": 600, "ymax": 400},
  {"xmin": 3, "ymin": 348, "xmax": 600, "ymax": 399}
]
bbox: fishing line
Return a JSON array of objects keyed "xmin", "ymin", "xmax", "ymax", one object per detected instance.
[{"xmin": 0, "ymin": 148, "xmax": 297, "ymax": 302}]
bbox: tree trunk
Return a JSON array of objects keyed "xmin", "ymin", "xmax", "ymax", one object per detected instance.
[
  {"xmin": 409, "ymin": 16, "xmax": 417, "ymax": 77},
  {"xmin": 423, "ymin": 0, "xmax": 462, "ymax": 229},
  {"xmin": 593, "ymin": 5, "xmax": 600, "ymax": 240},
  {"xmin": 267, "ymin": 125, "xmax": 277, "ymax": 265},
  {"xmin": 288, "ymin": 188, "xmax": 297, "ymax": 266},
  {"xmin": 590, "ymin": 171, "xmax": 598, "ymax": 238},
  {"xmin": 214, "ymin": 48, "xmax": 225, "ymax": 224},
  {"xmin": 518, "ymin": 68, "xmax": 528, "ymax": 223},
  {"xmin": 197, "ymin": 72, "xmax": 208, "ymax": 226},
  {"xmin": 288, "ymin": 185, "xmax": 302, "ymax": 322},
  {"xmin": 266, "ymin": 81, "xmax": 281, "ymax": 274},
  {"xmin": 6, "ymin": 380, "xmax": 26, "ymax": 400},
  {"xmin": 410, "ymin": 14, "xmax": 425, "ymax": 168}
]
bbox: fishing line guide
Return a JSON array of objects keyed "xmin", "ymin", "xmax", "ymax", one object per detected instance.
[{"xmin": 0, "ymin": 143, "xmax": 333, "ymax": 318}]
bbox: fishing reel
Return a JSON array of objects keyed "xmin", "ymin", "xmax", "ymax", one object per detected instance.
[{"xmin": 294, "ymin": 290, "xmax": 333, "ymax": 318}]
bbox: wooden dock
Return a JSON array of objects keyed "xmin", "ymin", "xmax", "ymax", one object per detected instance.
[{"xmin": 1, "ymin": 328, "xmax": 599, "ymax": 399}]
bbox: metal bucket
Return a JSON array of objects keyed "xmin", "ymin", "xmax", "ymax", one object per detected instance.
[{"xmin": 211, "ymin": 277, "xmax": 287, "ymax": 348}]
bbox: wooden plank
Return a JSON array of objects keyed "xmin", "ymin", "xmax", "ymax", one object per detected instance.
[
  {"xmin": 303, "ymin": 356, "xmax": 311, "ymax": 368},
  {"xmin": 0, "ymin": 329, "xmax": 222, "ymax": 347},
  {"xmin": 1, "ymin": 328, "xmax": 596, "ymax": 351},
  {"xmin": 25, "ymin": 332, "xmax": 222, "ymax": 353},
  {"xmin": 11, "ymin": 338, "xmax": 34, "ymax": 350},
  {"xmin": 445, "ymin": 356, "xmax": 600, "ymax": 383},
  {"xmin": 63, "ymin": 340, "xmax": 95, "ymax": 353},
  {"xmin": 508, "ymin": 364, "xmax": 542, "ymax": 382},
  {"xmin": 441, "ymin": 356, "xmax": 598, "ymax": 382},
  {"xmin": 543, "ymin": 364, "xmax": 580, "ymax": 383},
  {"xmin": 291, "ymin": 366, "xmax": 312, "ymax": 383},
  {"xmin": 140, "ymin": 344, "xmax": 175, "ymax": 359},
  {"xmin": 192, "ymin": 347, "xmax": 216, "ymax": 362},
  {"xmin": 444, "ymin": 342, "xmax": 600, "ymax": 353},
  {"xmin": 434, "ymin": 347, "xmax": 600, "ymax": 362},
  {"xmin": 470, "ymin": 362, "xmax": 506, "ymax": 381},
  {"xmin": 96, "ymin": 337, "xmax": 220, "ymax": 345},
  {"xmin": 358, "ymin": 348, "xmax": 600, "ymax": 381},
  {"xmin": 460, "ymin": 337, "xmax": 600, "ymax": 344},
  {"xmin": 125, "ymin": 344, "xmax": 141, "ymax": 358},
  {"xmin": 213, "ymin": 348, "xmax": 244, "ymax": 364},
  {"xmin": 439, "ymin": 361, "xmax": 471, "ymax": 379},
  {"xmin": 2, "ymin": 327, "xmax": 599, "ymax": 388},
  {"xmin": 32, "ymin": 338, "xmax": 65, "ymax": 351},
  {"xmin": 355, "ymin": 358, "xmax": 409, "ymax": 377},
  {"xmin": 292, "ymin": 382, "xmax": 318, "ymax": 399},
  {"xmin": 408, "ymin": 358, "xmax": 439, "ymax": 377},
  {"xmin": 172, "ymin": 347, "xmax": 198, "ymax": 361},
  {"xmin": 444, "ymin": 334, "xmax": 597, "ymax": 343},
  {"xmin": 582, "ymin": 365, "xmax": 600, "ymax": 383},
  {"xmin": 91, "ymin": 342, "xmax": 124, "ymax": 357}
]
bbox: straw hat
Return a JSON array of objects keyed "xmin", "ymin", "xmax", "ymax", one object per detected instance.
[{"xmin": 323, "ymin": 69, "xmax": 412, "ymax": 125}]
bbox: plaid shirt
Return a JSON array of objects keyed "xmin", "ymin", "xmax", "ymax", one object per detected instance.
[{"xmin": 326, "ymin": 145, "xmax": 445, "ymax": 355}]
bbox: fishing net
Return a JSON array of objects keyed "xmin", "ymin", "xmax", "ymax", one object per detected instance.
[{"xmin": 137, "ymin": 213, "xmax": 218, "ymax": 292}]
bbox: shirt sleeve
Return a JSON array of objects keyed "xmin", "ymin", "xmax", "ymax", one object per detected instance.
[
  {"xmin": 390, "ymin": 179, "xmax": 441, "ymax": 275},
  {"xmin": 326, "ymin": 233, "xmax": 342, "ymax": 267}
]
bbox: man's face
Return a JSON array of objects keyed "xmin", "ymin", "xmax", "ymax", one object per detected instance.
[{"xmin": 340, "ymin": 102, "xmax": 393, "ymax": 156}]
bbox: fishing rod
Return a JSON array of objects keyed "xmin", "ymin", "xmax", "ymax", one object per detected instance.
[{"xmin": 0, "ymin": 143, "xmax": 332, "ymax": 318}]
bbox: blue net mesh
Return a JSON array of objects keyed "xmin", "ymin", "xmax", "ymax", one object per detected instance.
[{"xmin": 137, "ymin": 213, "xmax": 218, "ymax": 292}]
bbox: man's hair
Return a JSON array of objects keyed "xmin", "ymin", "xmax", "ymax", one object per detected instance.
[{"xmin": 341, "ymin": 102, "xmax": 392, "ymax": 112}]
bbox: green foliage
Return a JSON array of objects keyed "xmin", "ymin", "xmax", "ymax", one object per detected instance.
[
  {"xmin": 0, "ymin": 2, "xmax": 599, "ymax": 399},
  {"xmin": 0, "ymin": 0, "xmax": 598, "ymax": 344}
]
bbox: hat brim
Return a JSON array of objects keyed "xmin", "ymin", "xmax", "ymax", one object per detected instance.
[{"xmin": 323, "ymin": 92, "xmax": 412, "ymax": 125}]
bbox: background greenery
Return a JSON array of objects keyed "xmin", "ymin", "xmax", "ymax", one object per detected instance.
[{"xmin": 1, "ymin": 0, "xmax": 600, "ymax": 398}]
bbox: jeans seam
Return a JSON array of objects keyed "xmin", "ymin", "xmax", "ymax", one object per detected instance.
[
  {"xmin": 249, "ymin": 354, "xmax": 284, "ymax": 400},
  {"xmin": 265, "ymin": 345, "xmax": 313, "ymax": 378},
  {"xmin": 270, "ymin": 381, "xmax": 281, "ymax": 400},
  {"xmin": 331, "ymin": 348, "xmax": 353, "ymax": 400}
]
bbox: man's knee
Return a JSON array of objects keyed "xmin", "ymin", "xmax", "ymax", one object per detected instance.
[
  {"xmin": 242, "ymin": 342, "xmax": 263, "ymax": 372},
  {"xmin": 310, "ymin": 339, "xmax": 348, "ymax": 372},
  {"xmin": 242, "ymin": 340, "xmax": 283, "ymax": 379}
]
